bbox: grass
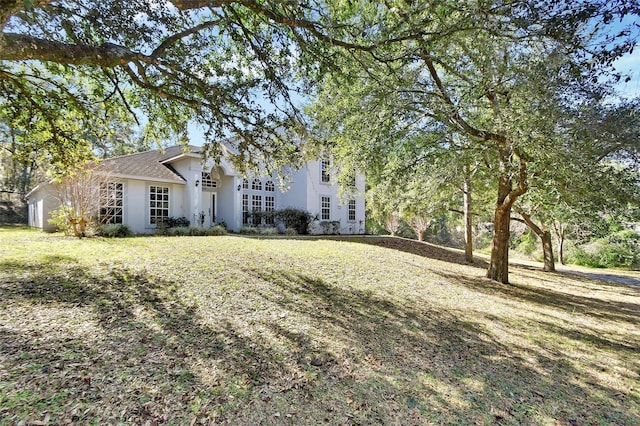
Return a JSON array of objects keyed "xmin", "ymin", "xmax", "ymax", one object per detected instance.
[{"xmin": 0, "ymin": 227, "xmax": 638, "ymax": 425}]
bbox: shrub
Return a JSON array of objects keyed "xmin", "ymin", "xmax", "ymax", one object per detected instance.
[
  {"xmin": 48, "ymin": 205, "xmax": 98, "ymax": 237},
  {"xmin": 48, "ymin": 205, "xmax": 76, "ymax": 236},
  {"xmin": 569, "ymin": 230, "xmax": 640, "ymax": 269},
  {"xmin": 259, "ymin": 227, "xmax": 278, "ymax": 235},
  {"xmin": 318, "ymin": 220, "xmax": 341, "ymax": 235},
  {"xmin": 206, "ymin": 225, "xmax": 227, "ymax": 236},
  {"xmin": 163, "ymin": 216, "xmax": 190, "ymax": 228},
  {"xmin": 99, "ymin": 223, "xmax": 132, "ymax": 238},
  {"xmin": 274, "ymin": 208, "xmax": 314, "ymax": 235},
  {"xmin": 239, "ymin": 226, "xmax": 260, "ymax": 234},
  {"xmin": 284, "ymin": 228, "xmax": 298, "ymax": 236}
]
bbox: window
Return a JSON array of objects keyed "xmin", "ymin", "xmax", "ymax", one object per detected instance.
[
  {"xmin": 100, "ymin": 182, "xmax": 123, "ymax": 224},
  {"xmin": 251, "ymin": 178, "xmax": 262, "ymax": 191},
  {"xmin": 348, "ymin": 199, "xmax": 356, "ymax": 221},
  {"xmin": 252, "ymin": 194, "xmax": 262, "ymax": 211},
  {"xmin": 265, "ymin": 180, "xmax": 275, "ymax": 192},
  {"xmin": 321, "ymin": 159, "xmax": 330, "ymax": 183},
  {"xmin": 242, "ymin": 194, "xmax": 249, "ymax": 225},
  {"xmin": 265, "ymin": 195, "xmax": 275, "ymax": 225},
  {"xmin": 201, "ymin": 172, "xmax": 217, "ymax": 188},
  {"xmin": 149, "ymin": 186, "xmax": 169, "ymax": 225},
  {"xmin": 242, "ymin": 178, "xmax": 249, "ymax": 189},
  {"xmin": 252, "ymin": 195, "xmax": 262, "ymax": 225},
  {"xmin": 321, "ymin": 196, "xmax": 331, "ymax": 220}
]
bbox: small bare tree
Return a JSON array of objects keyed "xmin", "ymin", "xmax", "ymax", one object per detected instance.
[
  {"xmin": 409, "ymin": 215, "xmax": 430, "ymax": 242},
  {"xmin": 50, "ymin": 163, "xmax": 104, "ymax": 238},
  {"xmin": 384, "ymin": 212, "xmax": 401, "ymax": 236}
]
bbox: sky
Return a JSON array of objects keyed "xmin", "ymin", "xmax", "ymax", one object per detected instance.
[{"xmin": 188, "ymin": 15, "xmax": 640, "ymax": 147}]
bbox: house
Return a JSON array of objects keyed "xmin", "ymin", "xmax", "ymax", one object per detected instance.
[{"xmin": 27, "ymin": 145, "xmax": 366, "ymax": 234}]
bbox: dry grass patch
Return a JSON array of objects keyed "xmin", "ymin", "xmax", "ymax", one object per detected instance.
[{"xmin": 0, "ymin": 229, "xmax": 638, "ymax": 425}]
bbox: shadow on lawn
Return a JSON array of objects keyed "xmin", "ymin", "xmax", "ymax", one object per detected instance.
[
  {"xmin": 241, "ymin": 266, "xmax": 637, "ymax": 424},
  {"xmin": 434, "ymin": 270, "xmax": 640, "ymax": 327},
  {"xmin": 347, "ymin": 236, "xmax": 489, "ymax": 268},
  {"xmin": 0, "ymin": 260, "xmax": 302, "ymax": 423},
  {"xmin": 0, "ymin": 258, "xmax": 637, "ymax": 424}
]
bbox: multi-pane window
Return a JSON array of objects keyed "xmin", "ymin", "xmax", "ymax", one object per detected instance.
[
  {"xmin": 348, "ymin": 199, "xmax": 356, "ymax": 221},
  {"xmin": 265, "ymin": 195, "xmax": 275, "ymax": 225},
  {"xmin": 149, "ymin": 186, "xmax": 169, "ymax": 224},
  {"xmin": 265, "ymin": 180, "xmax": 275, "ymax": 192},
  {"xmin": 252, "ymin": 194, "xmax": 262, "ymax": 211},
  {"xmin": 242, "ymin": 178, "xmax": 249, "ymax": 189},
  {"xmin": 242, "ymin": 194, "xmax": 249, "ymax": 225},
  {"xmin": 321, "ymin": 159, "xmax": 330, "ymax": 183},
  {"xmin": 251, "ymin": 178, "xmax": 262, "ymax": 191},
  {"xmin": 100, "ymin": 182, "xmax": 123, "ymax": 224},
  {"xmin": 252, "ymin": 195, "xmax": 262, "ymax": 225},
  {"xmin": 201, "ymin": 172, "xmax": 217, "ymax": 188},
  {"xmin": 321, "ymin": 196, "xmax": 331, "ymax": 220}
]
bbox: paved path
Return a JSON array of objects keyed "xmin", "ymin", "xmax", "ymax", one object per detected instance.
[
  {"xmin": 505, "ymin": 257, "xmax": 640, "ymax": 285},
  {"xmin": 565, "ymin": 271, "xmax": 640, "ymax": 286}
]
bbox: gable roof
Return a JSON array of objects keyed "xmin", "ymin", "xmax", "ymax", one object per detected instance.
[{"xmin": 98, "ymin": 145, "xmax": 202, "ymax": 184}]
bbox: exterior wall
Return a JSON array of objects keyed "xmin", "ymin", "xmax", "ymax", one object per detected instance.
[
  {"xmin": 276, "ymin": 166, "xmax": 308, "ymax": 211},
  {"xmin": 27, "ymin": 185, "xmax": 60, "ymax": 232},
  {"xmin": 302, "ymin": 160, "xmax": 366, "ymax": 235},
  {"xmin": 121, "ymin": 179, "xmax": 187, "ymax": 234}
]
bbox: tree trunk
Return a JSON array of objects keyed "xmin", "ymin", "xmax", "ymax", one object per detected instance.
[
  {"xmin": 418, "ymin": 229, "xmax": 425, "ymax": 241},
  {"xmin": 463, "ymin": 177, "xmax": 473, "ymax": 263},
  {"xmin": 487, "ymin": 204, "xmax": 511, "ymax": 284},
  {"xmin": 518, "ymin": 210, "xmax": 555, "ymax": 272},
  {"xmin": 558, "ymin": 235, "xmax": 565, "ymax": 265},
  {"xmin": 541, "ymin": 231, "xmax": 554, "ymax": 271}
]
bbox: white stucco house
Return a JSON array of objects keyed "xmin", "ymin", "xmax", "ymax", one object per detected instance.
[{"xmin": 27, "ymin": 145, "xmax": 366, "ymax": 234}]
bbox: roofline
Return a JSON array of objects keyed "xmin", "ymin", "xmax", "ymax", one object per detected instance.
[
  {"xmin": 25, "ymin": 180, "xmax": 53, "ymax": 199},
  {"xmin": 160, "ymin": 152, "xmax": 201, "ymax": 164},
  {"xmin": 109, "ymin": 173, "xmax": 186, "ymax": 184}
]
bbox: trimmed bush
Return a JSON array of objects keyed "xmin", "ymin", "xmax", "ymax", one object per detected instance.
[
  {"xmin": 206, "ymin": 225, "xmax": 227, "ymax": 236},
  {"xmin": 164, "ymin": 217, "xmax": 190, "ymax": 227},
  {"xmin": 99, "ymin": 223, "xmax": 132, "ymax": 238},
  {"xmin": 274, "ymin": 208, "xmax": 314, "ymax": 235},
  {"xmin": 165, "ymin": 226, "xmax": 227, "ymax": 236},
  {"xmin": 318, "ymin": 220, "xmax": 341, "ymax": 235},
  {"xmin": 239, "ymin": 226, "xmax": 260, "ymax": 234}
]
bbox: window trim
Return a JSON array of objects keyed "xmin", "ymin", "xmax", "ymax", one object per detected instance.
[
  {"xmin": 201, "ymin": 171, "xmax": 217, "ymax": 189},
  {"xmin": 347, "ymin": 199, "xmax": 356, "ymax": 222},
  {"xmin": 265, "ymin": 195, "xmax": 275, "ymax": 225},
  {"xmin": 321, "ymin": 195, "xmax": 331, "ymax": 220},
  {"xmin": 148, "ymin": 185, "xmax": 170, "ymax": 226},
  {"xmin": 99, "ymin": 182, "xmax": 124, "ymax": 224},
  {"xmin": 320, "ymin": 159, "xmax": 331, "ymax": 184}
]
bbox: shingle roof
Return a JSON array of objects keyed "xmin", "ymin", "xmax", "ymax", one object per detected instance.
[{"xmin": 97, "ymin": 145, "xmax": 202, "ymax": 183}]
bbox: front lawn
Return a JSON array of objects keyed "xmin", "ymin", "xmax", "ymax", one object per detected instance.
[{"xmin": 1, "ymin": 228, "xmax": 638, "ymax": 425}]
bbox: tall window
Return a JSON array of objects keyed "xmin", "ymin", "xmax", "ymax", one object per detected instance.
[
  {"xmin": 100, "ymin": 182, "xmax": 123, "ymax": 224},
  {"xmin": 251, "ymin": 178, "xmax": 262, "ymax": 190},
  {"xmin": 321, "ymin": 196, "xmax": 331, "ymax": 220},
  {"xmin": 321, "ymin": 159, "xmax": 330, "ymax": 183},
  {"xmin": 242, "ymin": 178, "xmax": 249, "ymax": 189},
  {"xmin": 252, "ymin": 194, "xmax": 262, "ymax": 211},
  {"xmin": 265, "ymin": 180, "xmax": 275, "ymax": 192},
  {"xmin": 242, "ymin": 194, "xmax": 249, "ymax": 225},
  {"xmin": 348, "ymin": 199, "xmax": 356, "ymax": 221},
  {"xmin": 149, "ymin": 186, "xmax": 169, "ymax": 224},
  {"xmin": 265, "ymin": 195, "xmax": 275, "ymax": 225},
  {"xmin": 201, "ymin": 172, "xmax": 217, "ymax": 188}
]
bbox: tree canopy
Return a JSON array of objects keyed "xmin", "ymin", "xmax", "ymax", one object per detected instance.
[{"xmin": 2, "ymin": 0, "xmax": 639, "ymax": 282}]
